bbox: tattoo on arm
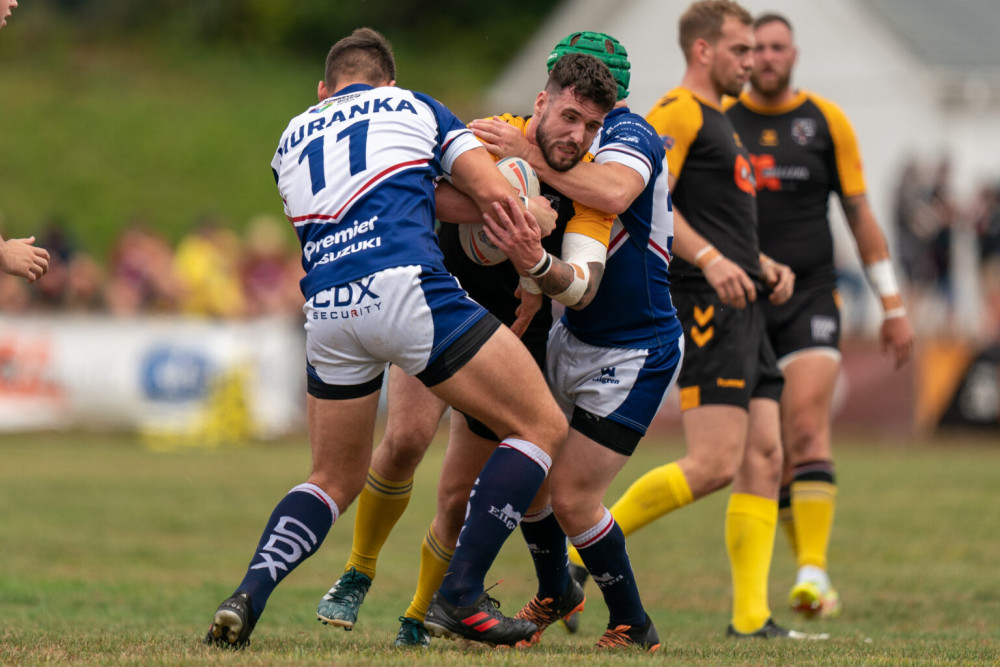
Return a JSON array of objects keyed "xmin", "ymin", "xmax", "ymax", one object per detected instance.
[
  {"xmin": 534, "ymin": 260, "xmax": 604, "ymax": 307},
  {"xmin": 841, "ymin": 194, "xmax": 863, "ymax": 224}
]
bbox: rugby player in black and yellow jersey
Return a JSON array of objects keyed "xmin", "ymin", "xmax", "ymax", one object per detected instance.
[
  {"xmin": 724, "ymin": 13, "xmax": 914, "ymax": 621},
  {"xmin": 595, "ymin": 0, "xmax": 826, "ymax": 640}
]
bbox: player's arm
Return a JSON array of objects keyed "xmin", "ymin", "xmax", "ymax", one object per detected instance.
[
  {"xmin": 435, "ymin": 180, "xmax": 557, "ymax": 235},
  {"xmin": 470, "ymin": 116, "xmax": 642, "ymax": 215},
  {"xmin": 668, "ymin": 174, "xmax": 757, "ymax": 308},
  {"xmin": 448, "ymin": 146, "xmax": 522, "ymax": 217},
  {"xmin": 483, "ymin": 197, "xmax": 607, "ymax": 310},
  {"xmin": 0, "ymin": 234, "xmax": 50, "ymax": 283},
  {"xmin": 840, "ymin": 193, "xmax": 915, "ymax": 368}
]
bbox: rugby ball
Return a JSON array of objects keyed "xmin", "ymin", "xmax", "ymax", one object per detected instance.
[{"xmin": 459, "ymin": 157, "xmax": 541, "ymax": 266}]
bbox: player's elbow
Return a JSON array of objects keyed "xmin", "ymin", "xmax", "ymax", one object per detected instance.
[{"xmin": 602, "ymin": 185, "xmax": 634, "ymax": 216}]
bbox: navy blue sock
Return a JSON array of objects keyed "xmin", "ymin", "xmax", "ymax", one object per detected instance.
[
  {"xmin": 520, "ymin": 506, "xmax": 570, "ymax": 599},
  {"xmin": 571, "ymin": 508, "xmax": 646, "ymax": 627},
  {"xmin": 236, "ymin": 483, "xmax": 338, "ymax": 618},
  {"xmin": 438, "ymin": 439, "xmax": 550, "ymax": 607}
]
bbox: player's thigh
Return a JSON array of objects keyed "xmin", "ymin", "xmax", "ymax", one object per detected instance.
[
  {"xmin": 307, "ymin": 391, "xmax": 381, "ymax": 510},
  {"xmin": 430, "ymin": 324, "xmax": 566, "ymax": 453},
  {"xmin": 378, "ymin": 364, "xmax": 447, "ymax": 470},
  {"xmin": 779, "ymin": 352, "xmax": 840, "ymax": 431},
  {"xmin": 681, "ymin": 404, "xmax": 748, "ymax": 473}
]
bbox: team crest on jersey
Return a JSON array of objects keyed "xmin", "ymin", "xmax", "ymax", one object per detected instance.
[
  {"xmin": 661, "ymin": 135, "xmax": 675, "ymax": 150},
  {"xmin": 791, "ymin": 118, "xmax": 817, "ymax": 146},
  {"xmin": 760, "ymin": 129, "xmax": 779, "ymax": 146}
]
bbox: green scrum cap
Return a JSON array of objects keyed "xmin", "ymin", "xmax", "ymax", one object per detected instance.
[{"xmin": 547, "ymin": 31, "xmax": 631, "ymax": 101}]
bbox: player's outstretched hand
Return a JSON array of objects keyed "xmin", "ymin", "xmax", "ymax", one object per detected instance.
[
  {"xmin": 483, "ymin": 196, "xmax": 545, "ymax": 276},
  {"xmin": 761, "ymin": 258, "xmax": 795, "ymax": 305},
  {"xmin": 469, "ymin": 117, "xmax": 532, "ymax": 162},
  {"xmin": 1, "ymin": 236, "xmax": 50, "ymax": 283},
  {"xmin": 704, "ymin": 256, "xmax": 756, "ymax": 308},
  {"xmin": 511, "ymin": 285, "xmax": 542, "ymax": 338},
  {"xmin": 881, "ymin": 314, "xmax": 914, "ymax": 369}
]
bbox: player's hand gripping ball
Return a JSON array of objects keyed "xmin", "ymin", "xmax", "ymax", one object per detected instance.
[{"xmin": 460, "ymin": 157, "xmax": 540, "ymax": 265}]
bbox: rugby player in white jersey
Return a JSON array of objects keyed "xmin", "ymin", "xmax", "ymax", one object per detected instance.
[
  {"xmin": 472, "ymin": 32, "xmax": 683, "ymax": 652},
  {"xmin": 203, "ymin": 27, "xmax": 567, "ymax": 649}
]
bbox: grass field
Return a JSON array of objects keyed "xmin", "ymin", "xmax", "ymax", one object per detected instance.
[{"xmin": 1, "ymin": 428, "xmax": 998, "ymax": 665}]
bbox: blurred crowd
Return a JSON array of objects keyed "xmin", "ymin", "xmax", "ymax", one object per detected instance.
[
  {"xmin": 5, "ymin": 175, "xmax": 1000, "ymax": 339},
  {"xmin": 0, "ymin": 214, "xmax": 304, "ymax": 318},
  {"xmin": 894, "ymin": 156, "xmax": 1000, "ymax": 341}
]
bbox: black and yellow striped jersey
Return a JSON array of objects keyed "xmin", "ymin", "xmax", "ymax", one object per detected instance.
[
  {"xmin": 646, "ymin": 86, "xmax": 760, "ymax": 288},
  {"xmin": 725, "ymin": 90, "xmax": 866, "ymax": 288}
]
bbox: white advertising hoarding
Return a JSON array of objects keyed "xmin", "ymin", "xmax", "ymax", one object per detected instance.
[{"xmin": 0, "ymin": 315, "xmax": 306, "ymax": 440}]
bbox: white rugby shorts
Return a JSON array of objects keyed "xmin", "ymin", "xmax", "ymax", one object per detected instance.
[
  {"xmin": 304, "ymin": 265, "xmax": 487, "ymax": 387},
  {"xmin": 545, "ymin": 319, "xmax": 684, "ymax": 435}
]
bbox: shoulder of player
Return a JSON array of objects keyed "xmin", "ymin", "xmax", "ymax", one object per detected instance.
[
  {"xmin": 801, "ymin": 90, "xmax": 853, "ymax": 127},
  {"xmin": 645, "ymin": 87, "xmax": 706, "ymax": 136},
  {"xmin": 475, "ymin": 112, "xmax": 528, "ymax": 133},
  {"xmin": 599, "ymin": 108, "xmax": 660, "ymax": 151}
]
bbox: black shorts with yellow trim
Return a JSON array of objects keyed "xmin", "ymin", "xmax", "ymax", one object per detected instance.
[
  {"xmin": 761, "ymin": 281, "xmax": 841, "ymax": 360},
  {"xmin": 673, "ymin": 289, "xmax": 783, "ymax": 410}
]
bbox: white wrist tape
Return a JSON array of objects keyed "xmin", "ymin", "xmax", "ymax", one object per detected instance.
[
  {"xmin": 884, "ymin": 306, "xmax": 907, "ymax": 320},
  {"xmin": 528, "ymin": 252, "xmax": 553, "ymax": 277},
  {"xmin": 865, "ymin": 259, "xmax": 901, "ymax": 298},
  {"xmin": 694, "ymin": 244, "xmax": 722, "ymax": 271},
  {"xmin": 519, "ymin": 275, "xmax": 542, "ymax": 295},
  {"xmin": 552, "ymin": 233, "xmax": 607, "ymax": 307}
]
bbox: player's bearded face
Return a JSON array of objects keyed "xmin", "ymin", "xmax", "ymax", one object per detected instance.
[
  {"xmin": 533, "ymin": 88, "xmax": 605, "ymax": 172},
  {"xmin": 749, "ymin": 22, "xmax": 795, "ymax": 96}
]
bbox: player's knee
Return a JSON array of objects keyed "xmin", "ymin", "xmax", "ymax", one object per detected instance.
[
  {"xmin": 380, "ymin": 426, "xmax": 435, "ymax": 470},
  {"xmin": 685, "ymin": 447, "xmax": 739, "ymax": 494},
  {"xmin": 533, "ymin": 404, "xmax": 569, "ymax": 453},
  {"xmin": 307, "ymin": 471, "xmax": 365, "ymax": 512},
  {"xmin": 749, "ymin": 435, "xmax": 784, "ymax": 479},
  {"xmin": 550, "ymin": 492, "xmax": 593, "ymax": 534}
]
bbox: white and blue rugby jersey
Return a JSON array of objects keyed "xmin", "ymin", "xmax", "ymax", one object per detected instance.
[
  {"xmin": 271, "ymin": 83, "xmax": 482, "ymax": 299},
  {"xmin": 563, "ymin": 107, "xmax": 682, "ymax": 349}
]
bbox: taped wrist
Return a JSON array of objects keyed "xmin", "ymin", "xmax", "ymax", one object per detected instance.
[
  {"xmin": 865, "ymin": 259, "xmax": 906, "ymax": 319},
  {"xmin": 694, "ymin": 244, "xmax": 722, "ymax": 271}
]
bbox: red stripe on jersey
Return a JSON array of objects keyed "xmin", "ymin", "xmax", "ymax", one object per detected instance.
[
  {"xmin": 608, "ymin": 228, "xmax": 628, "ymax": 253},
  {"xmin": 649, "ymin": 238, "xmax": 671, "ymax": 264},
  {"xmin": 289, "ymin": 158, "xmax": 429, "ymax": 225}
]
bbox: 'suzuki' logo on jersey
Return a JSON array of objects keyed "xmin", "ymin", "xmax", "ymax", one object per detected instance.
[{"xmin": 303, "ymin": 216, "xmax": 378, "ymax": 262}]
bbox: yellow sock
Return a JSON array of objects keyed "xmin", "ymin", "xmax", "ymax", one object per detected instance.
[
  {"xmin": 791, "ymin": 480, "xmax": 836, "ymax": 571},
  {"xmin": 345, "ymin": 468, "xmax": 413, "ymax": 579},
  {"xmin": 403, "ymin": 525, "xmax": 454, "ymax": 621},
  {"xmin": 726, "ymin": 492, "xmax": 778, "ymax": 634},
  {"xmin": 568, "ymin": 462, "xmax": 692, "ymax": 567}
]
